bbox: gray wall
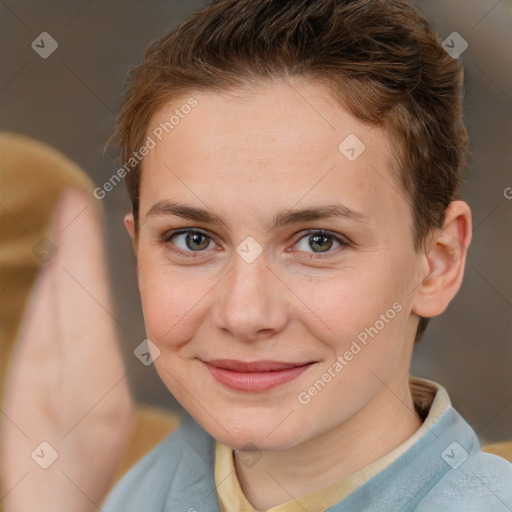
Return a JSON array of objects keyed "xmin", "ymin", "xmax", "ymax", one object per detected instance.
[{"xmin": 1, "ymin": 0, "xmax": 510, "ymax": 444}]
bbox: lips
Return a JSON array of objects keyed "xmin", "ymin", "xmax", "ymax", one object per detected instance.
[
  {"xmin": 202, "ymin": 359, "xmax": 314, "ymax": 392},
  {"xmin": 205, "ymin": 359, "xmax": 310, "ymax": 372}
]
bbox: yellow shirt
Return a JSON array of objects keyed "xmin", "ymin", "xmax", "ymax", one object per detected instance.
[{"xmin": 214, "ymin": 375, "xmax": 450, "ymax": 512}]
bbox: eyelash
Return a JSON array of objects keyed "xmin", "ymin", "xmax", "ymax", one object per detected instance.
[{"xmin": 159, "ymin": 228, "xmax": 351, "ymax": 259}]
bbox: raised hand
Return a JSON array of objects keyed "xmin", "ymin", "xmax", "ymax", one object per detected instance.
[{"xmin": 1, "ymin": 186, "xmax": 135, "ymax": 512}]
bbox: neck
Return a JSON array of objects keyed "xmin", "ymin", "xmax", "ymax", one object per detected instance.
[{"xmin": 234, "ymin": 375, "xmax": 423, "ymax": 511}]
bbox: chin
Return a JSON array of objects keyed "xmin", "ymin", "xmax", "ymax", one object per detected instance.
[
  {"xmin": 217, "ymin": 431, "xmax": 299, "ymax": 452},
  {"xmin": 199, "ymin": 413, "xmax": 307, "ymax": 452}
]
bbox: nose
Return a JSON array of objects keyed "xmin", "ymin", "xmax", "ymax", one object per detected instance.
[{"xmin": 212, "ymin": 248, "xmax": 289, "ymax": 343}]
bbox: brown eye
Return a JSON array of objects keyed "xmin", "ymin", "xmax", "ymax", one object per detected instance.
[
  {"xmin": 183, "ymin": 231, "xmax": 211, "ymax": 251},
  {"xmin": 163, "ymin": 229, "xmax": 215, "ymax": 253},
  {"xmin": 308, "ymin": 234, "xmax": 334, "ymax": 252},
  {"xmin": 293, "ymin": 230, "xmax": 349, "ymax": 256}
]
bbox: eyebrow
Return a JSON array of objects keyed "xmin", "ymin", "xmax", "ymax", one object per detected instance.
[{"xmin": 145, "ymin": 200, "xmax": 373, "ymax": 230}]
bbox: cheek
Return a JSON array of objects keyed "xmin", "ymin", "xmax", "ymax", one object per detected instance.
[
  {"xmin": 292, "ymin": 273, "xmax": 383, "ymax": 338},
  {"xmin": 301, "ymin": 269, "xmax": 408, "ymax": 364},
  {"xmin": 137, "ymin": 254, "xmax": 200, "ymax": 347}
]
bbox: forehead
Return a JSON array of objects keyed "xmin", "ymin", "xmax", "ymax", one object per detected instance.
[{"xmin": 139, "ymin": 79, "xmax": 409, "ymax": 231}]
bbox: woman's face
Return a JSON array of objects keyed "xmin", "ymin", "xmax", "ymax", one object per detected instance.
[{"xmin": 127, "ymin": 79, "xmax": 426, "ymax": 451}]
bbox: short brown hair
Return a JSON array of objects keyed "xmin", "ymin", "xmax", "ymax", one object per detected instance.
[{"xmin": 109, "ymin": 0, "xmax": 468, "ymax": 342}]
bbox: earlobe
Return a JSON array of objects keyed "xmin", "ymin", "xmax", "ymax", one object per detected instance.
[
  {"xmin": 124, "ymin": 213, "xmax": 138, "ymax": 253},
  {"xmin": 412, "ymin": 200, "xmax": 472, "ymax": 319}
]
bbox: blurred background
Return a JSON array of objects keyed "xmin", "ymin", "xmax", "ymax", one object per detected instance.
[{"xmin": 0, "ymin": 0, "xmax": 511, "ymax": 444}]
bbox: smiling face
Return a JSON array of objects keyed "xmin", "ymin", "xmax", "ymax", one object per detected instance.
[{"xmin": 127, "ymin": 78, "xmax": 429, "ymax": 451}]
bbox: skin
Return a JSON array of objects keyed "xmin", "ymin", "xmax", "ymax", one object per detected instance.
[
  {"xmin": 125, "ymin": 78, "xmax": 472, "ymax": 510},
  {"xmin": 1, "ymin": 187, "xmax": 134, "ymax": 512}
]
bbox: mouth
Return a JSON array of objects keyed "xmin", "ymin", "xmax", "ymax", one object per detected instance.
[{"xmin": 201, "ymin": 359, "xmax": 315, "ymax": 392}]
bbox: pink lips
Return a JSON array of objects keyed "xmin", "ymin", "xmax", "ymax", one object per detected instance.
[{"xmin": 202, "ymin": 359, "xmax": 314, "ymax": 392}]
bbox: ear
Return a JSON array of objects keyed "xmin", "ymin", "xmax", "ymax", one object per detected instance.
[
  {"xmin": 124, "ymin": 213, "xmax": 138, "ymax": 254},
  {"xmin": 411, "ymin": 200, "xmax": 472, "ymax": 318}
]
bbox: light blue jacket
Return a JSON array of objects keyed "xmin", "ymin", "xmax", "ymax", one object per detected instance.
[{"xmin": 102, "ymin": 406, "xmax": 512, "ymax": 511}]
